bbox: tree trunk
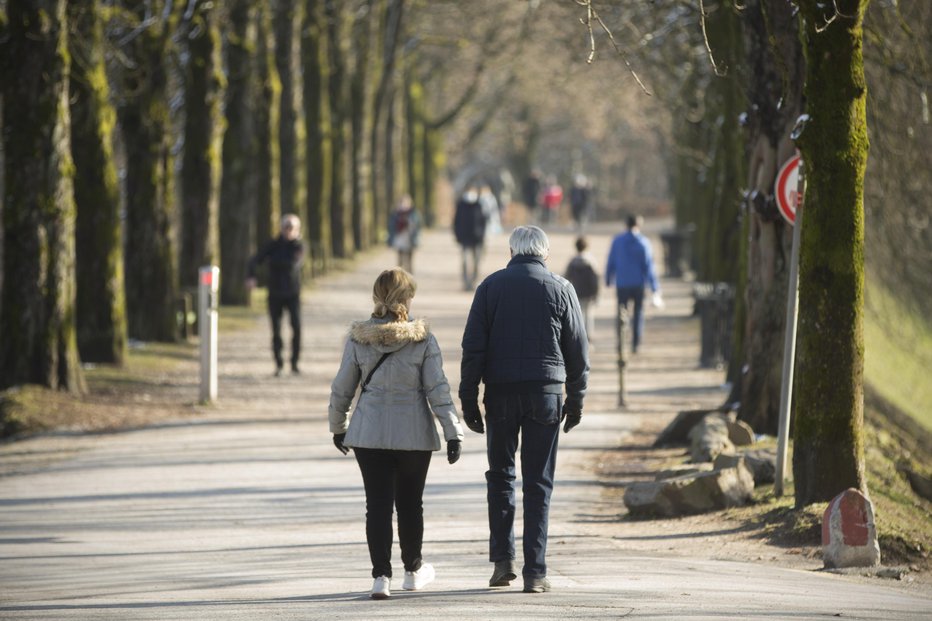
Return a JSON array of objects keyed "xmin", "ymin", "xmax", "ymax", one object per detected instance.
[
  {"xmin": 117, "ymin": 0, "xmax": 180, "ymax": 342},
  {"xmin": 325, "ymin": 0, "xmax": 350, "ymax": 259},
  {"xmin": 405, "ymin": 75, "xmax": 426, "ymax": 224},
  {"xmin": 737, "ymin": 0, "xmax": 805, "ymax": 435},
  {"xmin": 219, "ymin": 0, "xmax": 259, "ymax": 305},
  {"xmin": 350, "ymin": 0, "xmax": 375, "ymax": 251},
  {"xmin": 69, "ymin": 1, "xmax": 127, "ymax": 365},
  {"xmin": 180, "ymin": 0, "xmax": 223, "ymax": 291},
  {"xmin": 792, "ymin": 0, "xmax": 870, "ymax": 507},
  {"xmin": 273, "ymin": 0, "xmax": 304, "ymax": 220},
  {"xmin": 302, "ymin": 0, "xmax": 332, "ymax": 273},
  {"xmin": 0, "ymin": 0, "xmax": 85, "ymax": 392},
  {"xmin": 255, "ymin": 4, "xmax": 282, "ymax": 248}
]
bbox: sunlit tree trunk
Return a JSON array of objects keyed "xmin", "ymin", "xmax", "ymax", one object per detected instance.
[
  {"xmin": 325, "ymin": 0, "xmax": 351, "ymax": 259},
  {"xmin": 0, "ymin": 0, "xmax": 85, "ymax": 391},
  {"xmin": 69, "ymin": 0, "xmax": 127, "ymax": 365},
  {"xmin": 737, "ymin": 0, "xmax": 805, "ymax": 435},
  {"xmin": 793, "ymin": 0, "xmax": 870, "ymax": 506},
  {"xmin": 219, "ymin": 0, "xmax": 259, "ymax": 305},
  {"xmin": 302, "ymin": 0, "xmax": 331, "ymax": 272},
  {"xmin": 274, "ymin": 0, "xmax": 305, "ymax": 220},
  {"xmin": 255, "ymin": 4, "xmax": 282, "ymax": 247},
  {"xmin": 117, "ymin": 0, "xmax": 180, "ymax": 341},
  {"xmin": 180, "ymin": 0, "xmax": 223, "ymax": 291},
  {"xmin": 350, "ymin": 0, "xmax": 375, "ymax": 250}
]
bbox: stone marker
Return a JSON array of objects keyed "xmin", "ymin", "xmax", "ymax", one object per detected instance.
[{"xmin": 822, "ymin": 488, "xmax": 881, "ymax": 569}]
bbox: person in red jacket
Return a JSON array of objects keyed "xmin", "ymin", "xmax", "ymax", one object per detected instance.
[{"xmin": 540, "ymin": 176, "xmax": 563, "ymax": 225}]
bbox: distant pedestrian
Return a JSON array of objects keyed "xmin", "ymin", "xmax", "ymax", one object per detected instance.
[
  {"xmin": 605, "ymin": 215, "xmax": 663, "ymax": 354},
  {"xmin": 569, "ymin": 174, "xmax": 592, "ymax": 231},
  {"xmin": 328, "ymin": 268, "xmax": 464, "ymax": 600},
  {"xmin": 388, "ymin": 194, "xmax": 420, "ymax": 273},
  {"xmin": 479, "ymin": 184, "xmax": 502, "ymax": 235},
  {"xmin": 522, "ymin": 170, "xmax": 542, "ymax": 222},
  {"xmin": 564, "ymin": 236, "xmax": 600, "ymax": 343},
  {"xmin": 540, "ymin": 176, "xmax": 563, "ymax": 225},
  {"xmin": 460, "ymin": 225, "xmax": 589, "ymax": 594},
  {"xmin": 246, "ymin": 214, "xmax": 304, "ymax": 376},
  {"xmin": 453, "ymin": 186, "xmax": 488, "ymax": 291}
]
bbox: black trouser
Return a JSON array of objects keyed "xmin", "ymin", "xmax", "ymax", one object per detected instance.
[
  {"xmin": 354, "ymin": 448, "xmax": 432, "ymax": 578},
  {"xmin": 268, "ymin": 294, "xmax": 300, "ymax": 368}
]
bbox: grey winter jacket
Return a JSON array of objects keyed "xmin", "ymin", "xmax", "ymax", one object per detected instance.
[{"xmin": 329, "ymin": 317, "xmax": 464, "ymax": 451}]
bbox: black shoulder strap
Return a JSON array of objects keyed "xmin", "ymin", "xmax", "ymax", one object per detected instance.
[{"xmin": 361, "ymin": 352, "xmax": 392, "ymax": 392}]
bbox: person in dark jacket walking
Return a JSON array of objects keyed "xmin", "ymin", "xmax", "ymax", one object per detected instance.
[
  {"xmin": 460, "ymin": 225, "xmax": 589, "ymax": 594},
  {"xmin": 246, "ymin": 214, "xmax": 305, "ymax": 375},
  {"xmin": 453, "ymin": 187, "xmax": 488, "ymax": 291},
  {"xmin": 564, "ymin": 236, "xmax": 600, "ymax": 343}
]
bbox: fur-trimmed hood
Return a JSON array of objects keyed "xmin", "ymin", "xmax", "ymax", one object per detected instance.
[{"xmin": 349, "ymin": 317, "xmax": 429, "ymax": 352}]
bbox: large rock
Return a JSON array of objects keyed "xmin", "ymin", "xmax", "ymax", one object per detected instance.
[
  {"xmin": 655, "ymin": 463, "xmax": 714, "ymax": 480},
  {"xmin": 713, "ymin": 449, "xmax": 776, "ymax": 485},
  {"xmin": 653, "ymin": 408, "xmax": 724, "ymax": 447},
  {"xmin": 624, "ymin": 462, "xmax": 755, "ymax": 517},
  {"xmin": 822, "ymin": 488, "xmax": 881, "ymax": 569},
  {"xmin": 688, "ymin": 414, "xmax": 735, "ymax": 463}
]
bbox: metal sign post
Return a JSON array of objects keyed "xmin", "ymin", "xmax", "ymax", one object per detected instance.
[
  {"xmin": 774, "ymin": 158, "xmax": 805, "ymax": 496},
  {"xmin": 198, "ymin": 266, "xmax": 220, "ymax": 404},
  {"xmin": 616, "ymin": 304, "xmax": 628, "ymax": 407}
]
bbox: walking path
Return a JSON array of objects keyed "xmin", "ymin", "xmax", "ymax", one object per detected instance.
[{"xmin": 1, "ymin": 222, "xmax": 929, "ymax": 620}]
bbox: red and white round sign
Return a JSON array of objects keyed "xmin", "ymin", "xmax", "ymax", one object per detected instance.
[{"xmin": 775, "ymin": 154, "xmax": 801, "ymax": 225}]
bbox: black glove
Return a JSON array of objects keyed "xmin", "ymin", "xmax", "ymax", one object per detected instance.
[
  {"xmin": 562, "ymin": 405, "xmax": 582, "ymax": 433},
  {"xmin": 447, "ymin": 439, "xmax": 461, "ymax": 464},
  {"xmin": 462, "ymin": 401, "xmax": 485, "ymax": 434},
  {"xmin": 333, "ymin": 433, "xmax": 349, "ymax": 455}
]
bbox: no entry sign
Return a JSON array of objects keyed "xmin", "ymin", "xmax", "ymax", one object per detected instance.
[{"xmin": 775, "ymin": 154, "xmax": 802, "ymax": 225}]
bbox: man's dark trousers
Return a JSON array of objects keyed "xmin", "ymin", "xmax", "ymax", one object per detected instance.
[
  {"xmin": 616, "ymin": 286, "xmax": 645, "ymax": 353},
  {"xmin": 484, "ymin": 392, "xmax": 561, "ymax": 579},
  {"xmin": 268, "ymin": 293, "xmax": 301, "ymax": 368}
]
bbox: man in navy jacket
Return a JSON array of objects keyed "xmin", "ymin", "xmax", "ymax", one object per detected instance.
[{"xmin": 460, "ymin": 225, "xmax": 589, "ymax": 594}]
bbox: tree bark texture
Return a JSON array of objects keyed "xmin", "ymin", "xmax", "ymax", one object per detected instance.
[
  {"xmin": 325, "ymin": 0, "xmax": 351, "ymax": 259},
  {"xmin": 349, "ymin": 0, "xmax": 375, "ymax": 251},
  {"xmin": 302, "ymin": 0, "xmax": 332, "ymax": 273},
  {"xmin": 219, "ymin": 0, "xmax": 259, "ymax": 305},
  {"xmin": 274, "ymin": 0, "xmax": 306, "ymax": 223},
  {"xmin": 0, "ymin": 0, "xmax": 85, "ymax": 392},
  {"xmin": 405, "ymin": 75, "xmax": 426, "ymax": 225},
  {"xmin": 737, "ymin": 0, "xmax": 805, "ymax": 435},
  {"xmin": 69, "ymin": 0, "xmax": 128, "ymax": 365},
  {"xmin": 180, "ymin": 0, "xmax": 223, "ymax": 290},
  {"xmin": 117, "ymin": 0, "xmax": 180, "ymax": 342},
  {"xmin": 792, "ymin": 0, "xmax": 870, "ymax": 507},
  {"xmin": 255, "ymin": 4, "xmax": 282, "ymax": 250}
]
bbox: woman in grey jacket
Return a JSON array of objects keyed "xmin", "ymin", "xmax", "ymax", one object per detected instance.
[{"xmin": 329, "ymin": 268, "xmax": 464, "ymax": 600}]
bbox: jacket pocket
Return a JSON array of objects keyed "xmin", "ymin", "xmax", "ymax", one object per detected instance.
[{"xmin": 524, "ymin": 393, "xmax": 562, "ymax": 426}]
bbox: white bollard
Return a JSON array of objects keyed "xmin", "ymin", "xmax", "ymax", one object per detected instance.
[{"xmin": 198, "ymin": 266, "xmax": 220, "ymax": 403}]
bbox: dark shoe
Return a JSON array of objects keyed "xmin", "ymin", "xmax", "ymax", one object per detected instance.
[
  {"xmin": 489, "ymin": 559, "xmax": 517, "ymax": 587},
  {"xmin": 274, "ymin": 364, "xmax": 283, "ymax": 377},
  {"xmin": 291, "ymin": 364, "xmax": 300, "ymax": 375},
  {"xmin": 523, "ymin": 576, "xmax": 551, "ymax": 593}
]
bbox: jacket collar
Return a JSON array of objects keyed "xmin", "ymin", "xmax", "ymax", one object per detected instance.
[
  {"xmin": 508, "ymin": 254, "xmax": 547, "ymax": 269},
  {"xmin": 350, "ymin": 317, "xmax": 429, "ymax": 347}
]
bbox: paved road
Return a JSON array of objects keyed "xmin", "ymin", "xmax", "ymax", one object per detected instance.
[{"xmin": 1, "ymin": 222, "xmax": 929, "ymax": 620}]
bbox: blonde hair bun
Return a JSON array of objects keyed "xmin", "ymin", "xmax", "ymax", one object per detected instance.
[{"xmin": 371, "ymin": 268, "xmax": 417, "ymax": 321}]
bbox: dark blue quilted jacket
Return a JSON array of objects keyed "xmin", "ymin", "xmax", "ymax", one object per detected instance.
[{"xmin": 459, "ymin": 255, "xmax": 589, "ymax": 410}]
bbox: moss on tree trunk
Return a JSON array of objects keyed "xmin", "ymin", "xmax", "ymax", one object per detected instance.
[
  {"xmin": 255, "ymin": 4, "xmax": 282, "ymax": 250},
  {"xmin": 219, "ymin": 0, "xmax": 259, "ymax": 305},
  {"xmin": 117, "ymin": 0, "xmax": 180, "ymax": 342},
  {"xmin": 326, "ymin": 0, "xmax": 351, "ymax": 259},
  {"xmin": 180, "ymin": 0, "xmax": 223, "ymax": 290},
  {"xmin": 302, "ymin": 0, "xmax": 332, "ymax": 273},
  {"xmin": 273, "ymin": 0, "xmax": 304, "ymax": 221},
  {"xmin": 0, "ymin": 0, "xmax": 85, "ymax": 392},
  {"xmin": 792, "ymin": 0, "xmax": 870, "ymax": 507},
  {"xmin": 349, "ymin": 1, "xmax": 375, "ymax": 251},
  {"xmin": 69, "ymin": 0, "xmax": 128, "ymax": 365}
]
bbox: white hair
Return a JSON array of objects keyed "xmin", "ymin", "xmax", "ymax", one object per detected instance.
[
  {"xmin": 281, "ymin": 213, "xmax": 301, "ymax": 230},
  {"xmin": 509, "ymin": 225, "xmax": 550, "ymax": 258}
]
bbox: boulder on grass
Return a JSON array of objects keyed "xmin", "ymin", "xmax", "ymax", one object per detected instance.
[
  {"xmin": 713, "ymin": 449, "xmax": 776, "ymax": 486},
  {"xmin": 655, "ymin": 463, "xmax": 714, "ymax": 480},
  {"xmin": 822, "ymin": 488, "xmax": 881, "ymax": 569},
  {"xmin": 654, "ymin": 408, "xmax": 724, "ymax": 447},
  {"xmin": 624, "ymin": 462, "xmax": 755, "ymax": 517},
  {"xmin": 688, "ymin": 414, "xmax": 735, "ymax": 463},
  {"xmin": 727, "ymin": 419, "xmax": 756, "ymax": 446}
]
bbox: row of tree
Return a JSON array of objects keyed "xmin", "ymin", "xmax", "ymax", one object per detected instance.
[{"xmin": 0, "ymin": 0, "xmax": 460, "ymax": 393}]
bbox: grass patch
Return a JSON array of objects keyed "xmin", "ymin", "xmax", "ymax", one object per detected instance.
[{"xmin": 863, "ymin": 279, "xmax": 932, "ymax": 432}]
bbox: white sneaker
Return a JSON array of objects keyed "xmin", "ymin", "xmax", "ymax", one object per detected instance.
[
  {"xmin": 402, "ymin": 562, "xmax": 435, "ymax": 591},
  {"xmin": 371, "ymin": 575, "xmax": 391, "ymax": 600}
]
